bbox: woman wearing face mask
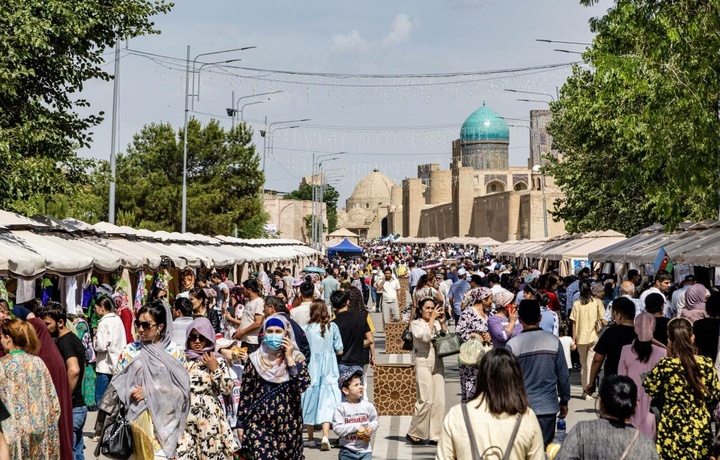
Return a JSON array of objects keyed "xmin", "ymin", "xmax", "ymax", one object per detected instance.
[
  {"xmin": 236, "ymin": 314, "xmax": 310, "ymax": 460},
  {"xmin": 455, "ymin": 287, "xmax": 493, "ymax": 403},
  {"xmin": 110, "ymin": 301, "xmax": 191, "ymax": 459},
  {"xmin": 176, "ymin": 317, "xmax": 238, "ymax": 459}
]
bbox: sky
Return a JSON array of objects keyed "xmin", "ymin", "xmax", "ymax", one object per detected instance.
[{"xmin": 79, "ymin": 0, "xmax": 612, "ymax": 207}]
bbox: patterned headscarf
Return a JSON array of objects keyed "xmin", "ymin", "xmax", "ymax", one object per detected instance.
[
  {"xmin": 467, "ymin": 287, "xmax": 493, "ymax": 306},
  {"xmin": 249, "ymin": 314, "xmax": 305, "ymax": 384}
]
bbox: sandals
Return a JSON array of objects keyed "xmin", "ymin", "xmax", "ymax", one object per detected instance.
[{"xmin": 405, "ymin": 434, "xmax": 425, "ymax": 445}]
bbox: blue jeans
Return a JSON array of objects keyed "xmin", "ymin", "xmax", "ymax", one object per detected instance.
[
  {"xmin": 95, "ymin": 373, "xmax": 111, "ymax": 406},
  {"xmin": 339, "ymin": 448, "xmax": 372, "ymax": 460},
  {"xmin": 73, "ymin": 406, "xmax": 88, "ymax": 460}
]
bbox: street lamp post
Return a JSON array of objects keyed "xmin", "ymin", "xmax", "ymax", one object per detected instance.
[
  {"xmin": 182, "ymin": 45, "xmax": 255, "ymax": 233},
  {"xmin": 227, "ymin": 90, "xmax": 283, "ymax": 129},
  {"xmin": 504, "ymin": 88, "xmax": 555, "ymax": 101},
  {"xmin": 311, "ymin": 152, "xmax": 346, "ymax": 249},
  {"xmin": 240, "ymin": 101, "xmax": 264, "ymax": 122},
  {"xmin": 261, "ymin": 118, "xmax": 310, "ymax": 173},
  {"xmin": 517, "ymin": 98, "xmax": 551, "ymax": 104}
]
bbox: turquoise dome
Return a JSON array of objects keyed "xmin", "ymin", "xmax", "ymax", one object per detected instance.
[{"xmin": 460, "ymin": 102, "xmax": 510, "ymax": 141}]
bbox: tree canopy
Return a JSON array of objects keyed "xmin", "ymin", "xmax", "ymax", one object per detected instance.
[
  {"xmin": 546, "ymin": 0, "xmax": 720, "ymax": 235},
  {"xmin": 284, "ymin": 182, "xmax": 340, "ymax": 234},
  {"xmin": 0, "ymin": 0, "xmax": 172, "ymax": 215},
  {"xmin": 91, "ymin": 119, "xmax": 267, "ymax": 237}
]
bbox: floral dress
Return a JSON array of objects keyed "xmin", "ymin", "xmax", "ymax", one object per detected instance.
[
  {"xmin": 643, "ymin": 355, "xmax": 720, "ymax": 460},
  {"xmin": 176, "ymin": 358, "xmax": 239, "ymax": 459},
  {"xmin": 455, "ymin": 307, "xmax": 489, "ymax": 402},
  {"xmin": 236, "ymin": 361, "xmax": 311, "ymax": 460},
  {"xmin": 0, "ymin": 351, "xmax": 61, "ymax": 459}
]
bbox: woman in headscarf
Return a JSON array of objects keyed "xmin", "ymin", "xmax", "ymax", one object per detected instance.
[
  {"xmin": 681, "ymin": 283, "xmax": 709, "ymax": 323},
  {"xmin": 112, "ymin": 300, "xmax": 191, "ymax": 459},
  {"xmin": 113, "ymin": 291, "xmax": 135, "ymax": 344},
  {"xmin": 176, "ymin": 317, "xmax": 238, "ymax": 459},
  {"xmin": 618, "ymin": 312, "xmax": 666, "ymax": 439},
  {"xmin": 236, "ymin": 314, "xmax": 310, "ymax": 460},
  {"xmin": 487, "ymin": 289, "xmax": 522, "ymax": 349},
  {"xmin": 29, "ymin": 318, "xmax": 74, "ymax": 460},
  {"xmin": 0, "ymin": 318, "xmax": 60, "ymax": 459},
  {"xmin": 456, "ymin": 287, "xmax": 493, "ymax": 403}
]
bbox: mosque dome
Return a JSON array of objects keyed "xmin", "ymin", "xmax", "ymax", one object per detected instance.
[
  {"xmin": 460, "ymin": 101, "xmax": 510, "ymax": 142},
  {"xmin": 346, "ymin": 169, "xmax": 397, "ymax": 209}
]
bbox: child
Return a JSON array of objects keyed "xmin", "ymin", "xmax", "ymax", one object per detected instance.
[
  {"xmin": 558, "ymin": 321, "xmax": 576, "ymax": 370},
  {"xmin": 332, "ymin": 370, "xmax": 380, "ymax": 460}
]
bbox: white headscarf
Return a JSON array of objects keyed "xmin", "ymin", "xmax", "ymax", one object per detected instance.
[{"xmin": 249, "ymin": 314, "xmax": 305, "ymax": 383}]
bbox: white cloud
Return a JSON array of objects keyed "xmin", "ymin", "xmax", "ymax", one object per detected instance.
[
  {"xmin": 331, "ymin": 29, "xmax": 369, "ymax": 52},
  {"xmin": 381, "ymin": 14, "xmax": 413, "ymax": 47}
]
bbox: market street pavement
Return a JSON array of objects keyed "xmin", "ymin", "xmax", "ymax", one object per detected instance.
[{"xmin": 84, "ymin": 309, "xmax": 598, "ymax": 459}]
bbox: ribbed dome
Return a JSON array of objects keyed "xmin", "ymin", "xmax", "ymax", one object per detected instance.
[
  {"xmin": 347, "ymin": 170, "xmax": 396, "ymax": 205},
  {"xmin": 460, "ymin": 102, "xmax": 510, "ymax": 141}
]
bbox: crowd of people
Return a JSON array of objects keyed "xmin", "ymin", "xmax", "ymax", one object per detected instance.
[{"xmin": 1, "ymin": 240, "xmax": 720, "ymax": 459}]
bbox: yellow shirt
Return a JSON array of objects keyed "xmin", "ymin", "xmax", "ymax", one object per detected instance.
[{"xmin": 569, "ymin": 298, "xmax": 605, "ymax": 345}]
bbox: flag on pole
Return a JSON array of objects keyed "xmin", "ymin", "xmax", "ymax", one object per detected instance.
[{"xmin": 654, "ymin": 247, "xmax": 674, "ymax": 273}]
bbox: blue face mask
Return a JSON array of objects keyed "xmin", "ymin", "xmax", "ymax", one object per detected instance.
[{"xmin": 264, "ymin": 333, "xmax": 284, "ymax": 351}]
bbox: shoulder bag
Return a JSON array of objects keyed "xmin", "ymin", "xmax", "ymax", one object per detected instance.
[
  {"xmin": 432, "ymin": 332, "xmax": 460, "ymax": 358},
  {"xmin": 461, "ymin": 403, "xmax": 523, "ymax": 460},
  {"xmin": 402, "ymin": 325, "xmax": 414, "ymax": 351},
  {"xmin": 459, "ymin": 337, "xmax": 492, "ymax": 366},
  {"xmin": 100, "ymin": 402, "xmax": 133, "ymax": 460}
]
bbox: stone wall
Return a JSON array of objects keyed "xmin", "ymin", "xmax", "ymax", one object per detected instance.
[
  {"xmin": 263, "ymin": 196, "xmax": 326, "ymax": 243},
  {"xmin": 402, "ymin": 178, "xmax": 424, "ymax": 237},
  {"xmin": 418, "ymin": 202, "xmax": 454, "ymax": 239}
]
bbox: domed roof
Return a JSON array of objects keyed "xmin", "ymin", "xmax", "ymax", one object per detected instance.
[
  {"xmin": 460, "ymin": 101, "xmax": 509, "ymax": 141},
  {"xmin": 347, "ymin": 170, "xmax": 396, "ymax": 204}
]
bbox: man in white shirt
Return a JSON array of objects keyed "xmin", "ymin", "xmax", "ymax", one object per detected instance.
[
  {"xmin": 671, "ymin": 274, "xmax": 696, "ymax": 318},
  {"xmin": 290, "ymin": 282, "xmax": 316, "ymax": 327},
  {"xmin": 638, "ymin": 270, "xmax": 672, "ymax": 317},
  {"xmin": 92, "ymin": 295, "xmax": 127, "ymax": 440},
  {"xmin": 376, "ymin": 268, "xmax": 401, "ymax": 324},
  {"xmin": 211, "ymin": 272, "xmax": 230, "ymax": 313},
  {"xmin": 408, "ymin": 261, "xmax": 426, "ymax": 296},
  {"xmin": 233, "ymin": 279, "xmax": 265, "ymax": 353}
]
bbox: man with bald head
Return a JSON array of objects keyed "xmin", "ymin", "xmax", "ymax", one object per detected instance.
[{"xmin": 603, "ymin": 281, "xmax": 643, "ymax": 324}]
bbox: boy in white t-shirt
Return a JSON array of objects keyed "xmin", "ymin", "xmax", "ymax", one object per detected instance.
[{"xmin": 332, "ymin": 370, "xmax": 379, "ymax": 460}]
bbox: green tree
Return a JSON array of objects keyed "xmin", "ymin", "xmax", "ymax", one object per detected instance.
[
  {"xmin": 96, "ymin": 118, "xmax": 266, "ymax": 236},
  {"xmin": 285, "ymin": 183, "xmax": 340, "ymax": 233},
  {"xmin": 0, "ymin": 0, "xmax": 172, "ymax": 215},
  {"xmin": 546, "ymin": 0, "xmax": 720, "ymax": 234}
]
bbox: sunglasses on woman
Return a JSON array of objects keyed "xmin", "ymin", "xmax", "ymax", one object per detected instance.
[
  {"xmin": 188, "ymin": 334, "xmax": 205, "ymax": 342},
  {"xmin": 134, "ymin": 320, "xmax": 156, "ymax": 330}
]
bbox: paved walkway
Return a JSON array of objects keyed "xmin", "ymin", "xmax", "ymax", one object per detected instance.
[{"xmin": 84, "ymin": 309, "xmax": 598, "ymax": 459}]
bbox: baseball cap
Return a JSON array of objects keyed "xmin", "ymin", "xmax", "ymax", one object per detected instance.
[
  {"xmin": 338, "ymin": 369, "xmax": 364, "ymax": 390},
  {"xmin": 684, "ymin": 275, "xmax": 696, "ymax": 282},
  {"xmin": 457, "ymin": 268, "xmax": 467, "ymax": 276}
]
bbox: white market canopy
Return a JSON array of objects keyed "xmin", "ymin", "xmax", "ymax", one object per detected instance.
[
  {"xmin": 589, "ymin": 220, "xmax": 720, "ymax": 267},
  {"xmin": 0, "ymin": 214, "xmax": 319, "ymax": 279}
]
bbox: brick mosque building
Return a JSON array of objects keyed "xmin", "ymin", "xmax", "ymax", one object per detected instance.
[{"xmin": 336, "ymin": 102, "xmax": 566, "ymax": 241}]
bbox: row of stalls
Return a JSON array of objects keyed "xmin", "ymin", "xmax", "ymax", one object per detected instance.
[
  {"xmin": 588, "ymin": 220, "xmax": 720, "ymax": 284},
  {"xmin": 0, "ymin": 210, "xmax": 319, "ymax": 313},
  {"xmin": 492, "ymin": 231, "xmax": 628, "ymax": 276}
]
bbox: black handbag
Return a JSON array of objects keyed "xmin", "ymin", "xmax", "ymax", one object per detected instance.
[
  {"xmin": 100, "ymin": 403, "xmax": 133, "ymax": 459},
  {"xmin": 402, "ymin": 325, "xmax": 414, "ymax": 351}
]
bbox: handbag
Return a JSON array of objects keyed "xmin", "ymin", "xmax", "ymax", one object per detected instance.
[
  {"xmin": 459, "ymin": 337, "xmax": 491, "ymax": 366},
  {"xmin": 432, "ymin": 332, "xmax": 461, "ymax": 358},
  {"xmin": 461, "ymin": 403, "xmax": 522, "ymax": 460},
  {"xmin": 100, "ymin": 403, "xmax": 133, "ymax": 460},
  {"xmin": 402, "ymin": 325, "xmax": 414, "ymax": 351}
]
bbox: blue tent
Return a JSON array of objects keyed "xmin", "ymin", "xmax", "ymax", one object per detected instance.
[{"xmin": 327, "ymin": 238, "xmax": 363, "ymax": 258}]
